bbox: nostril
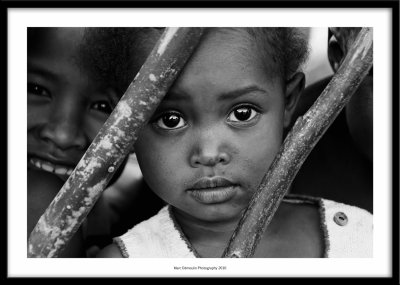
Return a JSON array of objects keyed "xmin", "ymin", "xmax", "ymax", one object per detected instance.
[
  {"xmin": 39, "ymin": 124, "xmax": 86, "ymax": 151},
  {"xmin": 190, "ymin": 147, "xmax": 231, "ymax": 168},
  {"xmin": 218, "ymin": 153, "xmax": 230, "ymax": 165}
]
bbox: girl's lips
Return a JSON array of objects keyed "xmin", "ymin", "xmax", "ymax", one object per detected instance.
[
  {"xmin": 28, "ymin": 156, "xmax": 74, "ymax": 178},
  {"xmin": 187, "ymin": 177, "xmax": 238, "ymax": 204},
  {"xmin": 188, "ymin": 186, "xmax": 237, "ymax": 204}
]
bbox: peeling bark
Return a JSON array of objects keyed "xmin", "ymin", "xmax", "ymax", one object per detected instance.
[
  {"xmin": 28, "ymin": 27, "xmax": 205, "ymax": 258},
  {"xmin": 222, "ymin": 28, "xmax": 373, "ymax": 258}
]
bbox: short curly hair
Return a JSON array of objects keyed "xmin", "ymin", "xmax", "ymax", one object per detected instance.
[
  {"xmin": 201, "ymin": 27, "xmax": 309, "ymax": 84},
  {"xmin": 242, "ymin": 28, "xmax": 310, "ymax": 80},
  {"xmin": 79, "ymin": 28, "xmax": 162, "ymax": 95}
]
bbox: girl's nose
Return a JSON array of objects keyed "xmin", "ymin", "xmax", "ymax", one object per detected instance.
[
  {"xmin": 189, "ymin": 130, "xmax": 231, "ymax": 168},
  {"xmin": 39, "ymin": 109, "xmax": 86, "ymax": 151}
]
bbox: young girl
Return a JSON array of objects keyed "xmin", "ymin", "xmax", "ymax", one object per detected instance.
[
  {"xmin": 96, "ymin": 28, "xmax": 372, "ymax": 258},
  {"xmin": 28, "ymin": 27, "xmax": 165, "ymax": 257}
]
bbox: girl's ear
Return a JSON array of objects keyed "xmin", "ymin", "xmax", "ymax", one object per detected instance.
[
  {"xmin": 328, "ymin": 34, "xmax": 344, "ymax": 72},
  {"xmin": 283, "ymin": 72, "xmax": 305, "ymax": 128},
  {"xmin": 328, "ymin": 27, "xmax": 361, "ymax": 72}
]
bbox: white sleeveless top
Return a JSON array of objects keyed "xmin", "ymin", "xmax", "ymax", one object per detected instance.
[{"xmin": 113, "ymin": 195, "xmax": 372, "ymax": 258}]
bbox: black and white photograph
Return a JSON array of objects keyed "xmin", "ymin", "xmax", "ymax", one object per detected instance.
[{"xmin": 5, "ymin": 2, "xmax": 397, "ymax": 279}]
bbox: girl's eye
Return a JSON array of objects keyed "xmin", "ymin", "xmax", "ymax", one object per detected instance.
[
  {"xmin": 227, "ymin": 106, "xmax": 259, "ymax": 123},
  {"xmin": 91, "ymin": 101, "xmax": 113, "ymax": 114},
  {"xmin": 28, "ymin": 83, "xmax": 50, "ymax": 97},
  {"xmin": 155, "ymin": 112, "xmax": 187, "ymax": 130}
]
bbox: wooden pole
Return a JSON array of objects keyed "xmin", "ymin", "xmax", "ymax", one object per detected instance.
[
  {"xmin": 28, "ymin": 27, "xmax": 205, "ymax": 258},
  {"xmin": 222, "ymin": 27, "xmax": 373, "ymax": 258}
]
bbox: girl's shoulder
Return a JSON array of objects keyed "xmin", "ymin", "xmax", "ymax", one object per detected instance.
[
  {"xmin": 282, "ymin": 194, "xmax": 372, "ymax": 229},
  {"xmin": 282, "ymin": 194, "xmax": 372, "ymax": 257}
]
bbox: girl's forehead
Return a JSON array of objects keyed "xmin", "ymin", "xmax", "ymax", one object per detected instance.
[
  {"xmin": 170, "ymin": 29, "xmax": 284, "ymax": 99},
  {"xmin": 28, "ymin": 28, "xmax": 85, "ymax": 63},
  {"xmin": 194, "ymin": 29, "xmax": 251, "ymax": 63},
  {"xmin": 205, "ymin": 28, "xmax": 253, "ymax": 51},
  {"xmin": 194, "ymin": 28, "xmax": 278, "ymax": 80},
  {"xmin": 29, "ymin": 28, "xmax": 84, "ymax": 47}
]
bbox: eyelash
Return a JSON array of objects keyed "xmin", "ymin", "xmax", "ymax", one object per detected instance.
[
  {"xmin": 153, "ymin": 104, "xmax": 261, "ymax": 132},
  {"xmin": 153, "ymin": 111, "xmax": 187, "ymax": 130},
  {"xmin": 227, "ymin": 104, "xmax": 261, "ymax": 126},
  {"xmin": 90, "ymin": 101, "xmax": 113, "ymax": 114},
  {"xmin": 28, "ymin": 83, "xmax": 51, "ymax": 98}
]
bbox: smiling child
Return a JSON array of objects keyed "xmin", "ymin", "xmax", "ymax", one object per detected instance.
[{"xmin": 27, "ymin": 27, "xmax": 165, "ymax": 257}]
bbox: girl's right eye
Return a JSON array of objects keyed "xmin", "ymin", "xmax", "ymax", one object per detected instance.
[
  {"xmin": 90, "ymin": 100, "xmax": 113, "ymax": 115},
  {"xmin": 28, "ymin": 83, "xmax": 50, "ymax": 98},
  {"xmin": 154, "ymin": 112, "xmax": 187, "ymax": 130}
]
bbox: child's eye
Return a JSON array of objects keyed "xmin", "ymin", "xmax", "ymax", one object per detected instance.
[
  {"xmin": 28, "ymin": 83, "xmax": 50, "ymax": 97},
  {"xmin": 227, "ymin": 105, "xmax": 260, "ymax": 123},
  {"xmin": 91, "ymin": 101, "xmax": 113, "ymax": 114},
  {"xmin": 154, "ymin": 112, "xmax": 187, "ymax": 130}
]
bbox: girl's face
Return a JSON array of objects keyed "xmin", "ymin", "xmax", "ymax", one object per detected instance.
[
  {"xmin": 27, "ymin": 28, "xmax": 119, "ymax": 181},
  {"xmin": 135, "ymin": 29, "xmax": 294, "ymax": 223}
]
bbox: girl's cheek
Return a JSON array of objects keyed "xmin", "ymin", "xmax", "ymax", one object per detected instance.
[
  {"xmin": 85, "ymin": 116, "xmax": 107, "ymax": 142},
  {"xmin": 27, "ymin": 105, "xmax": 48, "ymax": 125}
]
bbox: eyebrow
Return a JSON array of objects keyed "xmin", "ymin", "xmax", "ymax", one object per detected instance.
[
  {"xmin": 163, "ymin": 85, "xmax": 269, "ymax": 102},
  {"xmin": 28, "ymin": 60, "xmax": 119, "ymax": 102},
  {"xmin": 28, "ymin": 61, "xmax": 60, "ymax": 82},
  {"xmin": 218, "ymin": 85, "xmax": 269, "ymax": 101}
]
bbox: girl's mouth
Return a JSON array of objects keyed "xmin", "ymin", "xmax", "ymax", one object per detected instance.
[
  {"xmin": 187, "ymin": 177, "xmax": 239, "ymax": 204},
  {"xmin": 188, "ymin": 186, "xmax": 237, "ymax": 204},
  {"xmin": 28, "ymin": 156, "xmax": 74, "ymax": 179}
]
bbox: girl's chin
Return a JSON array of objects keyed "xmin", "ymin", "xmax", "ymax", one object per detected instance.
[{"xmin": 182, "ymin": 204, "xmax": 245, "ymax": 224}]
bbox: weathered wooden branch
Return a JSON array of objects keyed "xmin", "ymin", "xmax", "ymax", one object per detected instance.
[
  {"xmin": 222, "ymin": 27, "xmax": 373, "ymax": 258},
  {"xmin": 28, "ymin": 27, "xmax": 205, "ymax": 258}
]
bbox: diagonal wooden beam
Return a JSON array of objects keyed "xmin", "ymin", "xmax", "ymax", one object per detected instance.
[
  {"xmin": 28, "ymin": 27, "xmax": 205, "ymax": 258},
  {"xmin": 222, "ymin": 27, "xmax": 373, "ymax": 258}
]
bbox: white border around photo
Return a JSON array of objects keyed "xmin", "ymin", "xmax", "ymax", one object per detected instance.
[{"xmin": 8, "ymin": 8, "xmax": 392, "ymax": 278}]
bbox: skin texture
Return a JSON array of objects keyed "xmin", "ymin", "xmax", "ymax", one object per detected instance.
[{"xmin": 97, "ymin": 28, "xmax": 323, "ymax": 258}]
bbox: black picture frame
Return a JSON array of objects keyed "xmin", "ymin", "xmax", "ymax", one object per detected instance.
[{"xmin": 3, "ymin": 0, "xmax": 399, "ymax": 281}]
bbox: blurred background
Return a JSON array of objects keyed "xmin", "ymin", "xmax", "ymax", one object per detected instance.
[{"xmin": 302, "ymin": 27, "xmax": 333, "ymax": 87}]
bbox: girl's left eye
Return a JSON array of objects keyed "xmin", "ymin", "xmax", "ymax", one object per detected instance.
[
  {"xmin": 155, "ymin": 112, "xmax": 187, "ymax": 130},
  {"xmin": 227, "ymin": 106, "xmax": 259, "ymax": 123},
  {"xmin": 91, "ymin": 101, "xmax": 113, "ymax": 114},
  {"xmin": 28, "ymin": 83, "xmax": 51, "ymax": 98}
]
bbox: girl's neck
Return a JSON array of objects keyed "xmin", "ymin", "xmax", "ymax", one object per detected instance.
[
  {"xmin": 169, "ymin": 201, "xmax": 324, "ymax": 258},
  {"xmin": 171, "ymin": 207, "xmax": 243, "ymax": 257}
]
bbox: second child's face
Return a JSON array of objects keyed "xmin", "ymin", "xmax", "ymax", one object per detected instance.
[
  {"xmin": 135, "ymin": 29, "xmax": 289, "ymax": 223},
  {"xmin": 27, "ymin": 28, "xmax": 119, "ymax": 181}
]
